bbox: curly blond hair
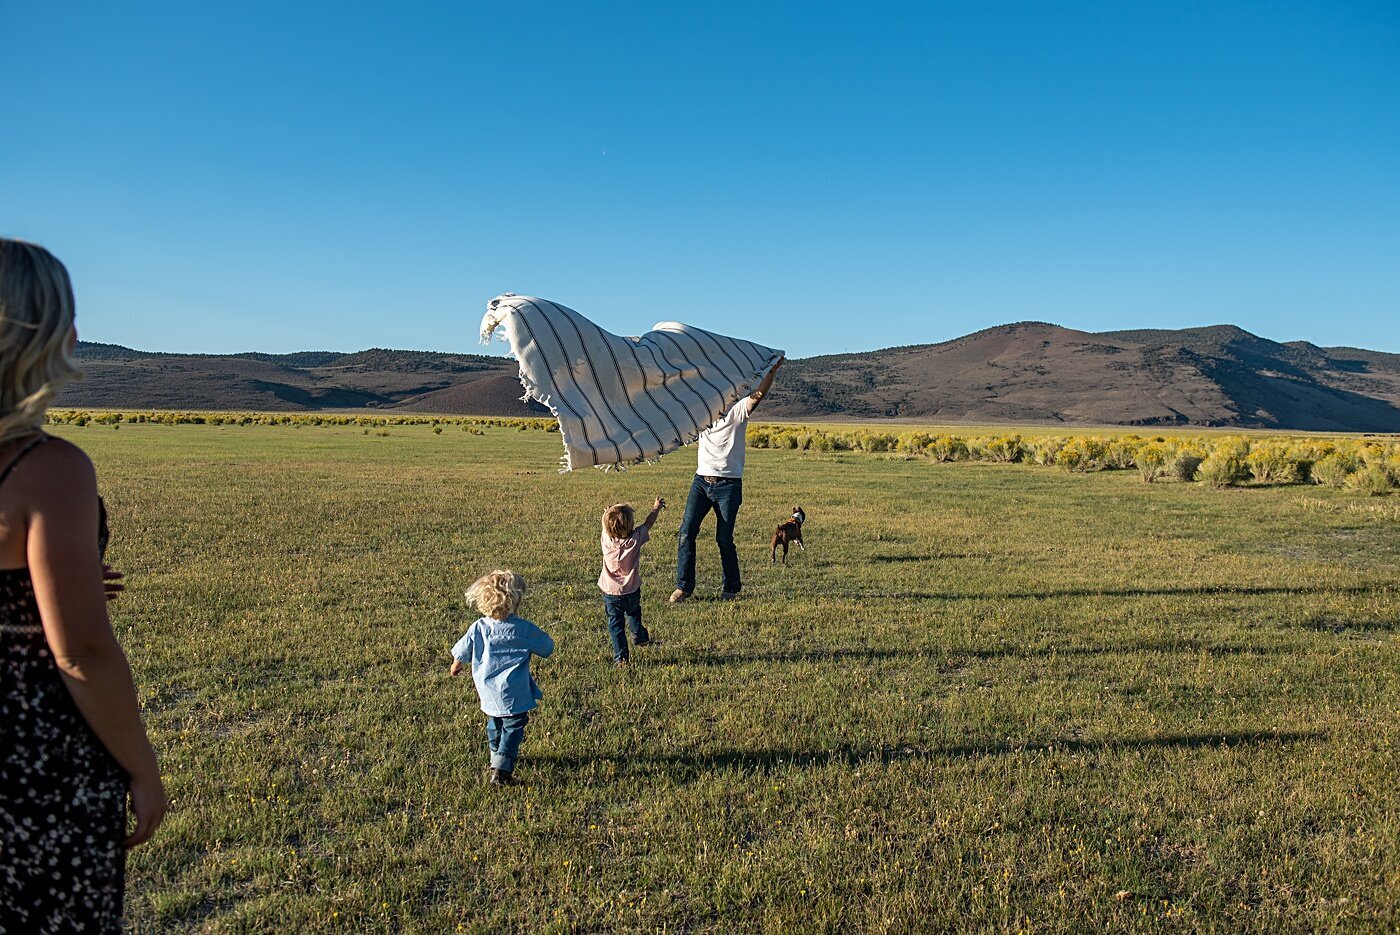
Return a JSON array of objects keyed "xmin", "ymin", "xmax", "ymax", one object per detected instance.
[
  {"xmin": 0, "ymin": 240, "xmax": 80, "ymax": 444},
  {"xmin": 466, "ymin": 569, "xmax": 525, "ymax": 620},
  {"xmin": 602, "ymin": 503, "xmax": 635, "ymax": 539}
]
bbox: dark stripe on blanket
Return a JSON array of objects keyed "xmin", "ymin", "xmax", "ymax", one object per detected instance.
[
  {"xmin": 515, "ymin": 298, "xmax": 617, "ymax": 464},
  {"xmin": 616, "ymin": 334, "xmax": 687, "ymax": 448},
  {"xmin": 693, "ymin": 327, "xmax": 756, "ymax": 386},
  {"xmin": 549, "ymin": 299, "xmax": 669, "ymax": 459},
  {"xmin": 546, "ymin": 300, "xmax": 649, "ymax": 463},
  {"xmin": 733, "ymin": 338, "xmax": 766, "ymax": 371},
  {"xmin": 651, "ymin": 329, "xmax": 733, "ymax": 425},
  {"xmin": 636, "ymin": 339, "xmax": 710, "ymax": 438}
]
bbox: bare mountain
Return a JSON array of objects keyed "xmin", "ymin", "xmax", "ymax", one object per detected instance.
[
  {"xmin": 766, "ymin": 323, "xmax": 1400, "ymax": 431},
  {"xmin": 58, "ymin": 325, "xmax": 1400, "ymax": 430},
  {"xmin": 59, "ymin": 345, "xmax": 541, "ymax": 416}
]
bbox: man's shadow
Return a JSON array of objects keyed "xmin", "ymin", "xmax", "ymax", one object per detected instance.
[
  {"xmin": 665, "ymin": 639, "xmax": 1294, "ymax": 667},
  {"xmin": 841, "ymin": 584, "xmax": 1378, "ymax": 602},
  {"xmin": 535, "ymin": 730, "xmax": 1322, "ymax": 777}
]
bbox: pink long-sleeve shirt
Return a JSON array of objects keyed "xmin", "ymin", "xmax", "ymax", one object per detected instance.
[{"xmin": 598, "ymin": 525, "xmax": 650, "ymax": 596}]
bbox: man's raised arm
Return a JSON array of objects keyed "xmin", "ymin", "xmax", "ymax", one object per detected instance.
[{"xmin": 749, "ymin": 356, "xmax": 785, "ymax": 410}]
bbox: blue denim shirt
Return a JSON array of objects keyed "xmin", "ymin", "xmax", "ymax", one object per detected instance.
[{"xmin": 452, "ymin": 615, "xmax": 555, "ymax": 717}]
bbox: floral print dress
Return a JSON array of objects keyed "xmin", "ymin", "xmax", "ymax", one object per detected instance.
[{"xmin": 0, "ymin": 436, "xmax": 128, "ymax": 933}]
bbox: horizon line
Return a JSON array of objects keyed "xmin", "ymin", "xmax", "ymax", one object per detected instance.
[{"xmin": 75, "ymin": 320, "xmax": 1399, "ymax": 361}]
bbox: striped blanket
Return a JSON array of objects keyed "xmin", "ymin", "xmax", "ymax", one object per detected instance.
[{"xmin": 480, "ymin": 294, "xmax": 784, "ymax": 471}]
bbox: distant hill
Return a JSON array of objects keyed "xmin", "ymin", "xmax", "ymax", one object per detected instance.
[
  {"xmin": 58, "ymin": 325, "xmax": 1400, "ymax": 431},
  {"xmin": 60, "ymin": 345, "xmax": 541, "ymax": 416},
  {"xmin": 766, "ymin": 323, "xmax": 1400, "ymax": 431}
]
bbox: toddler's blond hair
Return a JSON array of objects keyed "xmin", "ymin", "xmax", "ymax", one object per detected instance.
[
  {"xmin": 466, "ymin": 569, "xmax": 524, "ymax": 620},
  {"xmin": 602, "ymin": 503, "xmax": 635, "ymax": 539}
]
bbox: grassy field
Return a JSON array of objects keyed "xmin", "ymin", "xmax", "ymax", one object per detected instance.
[{"xmin": 52, "ymin": 421, "xmax": 1398, "ymax": 933}]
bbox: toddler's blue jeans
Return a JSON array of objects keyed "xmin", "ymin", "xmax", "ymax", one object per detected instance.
[
  {"xmin": 603, "ymin": 590, "xmax": 649, "ymax": 662},
  {"xmin": 486, "ymin": 713, "xmax": 530, "ymax": 772}
]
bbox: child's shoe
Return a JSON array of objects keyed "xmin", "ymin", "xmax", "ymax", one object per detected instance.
[
  {"xmin": 668, "ymin": 589, "xmax": 691, "ymax": 604},
  {"xmin": 489, "ymin": 768, "xmax": 516, "ymax": 787}
]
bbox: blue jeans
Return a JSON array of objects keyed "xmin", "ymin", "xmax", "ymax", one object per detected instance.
[
  {"xmin": 485, "ymin": 712, "xmax": 530, "ymax": 772},
  {"xmin": 603, "ymin": 590, "xmax": 650, "ymax": 662},
  {"xmin": 676, "ymin": 475, "xmax": 743, "ymax": 594}
]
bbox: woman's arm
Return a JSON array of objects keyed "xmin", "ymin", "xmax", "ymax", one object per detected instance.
[{"xmin": 25, "ymin": 442, "xmax": 166, "ymax": 848}]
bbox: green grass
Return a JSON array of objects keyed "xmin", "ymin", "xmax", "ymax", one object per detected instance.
[{"xmin": 54, "ymin": 422, "xmax": 1398, "ymax": 933}]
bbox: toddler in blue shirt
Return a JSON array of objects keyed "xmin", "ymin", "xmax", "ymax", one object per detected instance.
[{"xmin": 450, "ymin": 569, "xmax": 554, "ymax": 786}]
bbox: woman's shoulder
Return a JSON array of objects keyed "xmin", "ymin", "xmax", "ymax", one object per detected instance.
[
  {"xmin": 4, "ymin": 435, "xmax": 95, "ymax": 493},
  {"xmin": 23, "ymin": 435, "xmax": 92, "ymax": 469}
]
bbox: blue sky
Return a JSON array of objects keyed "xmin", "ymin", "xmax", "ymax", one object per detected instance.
[{"xmin": 3, "ymin": 1, "xmax": 1397, "ymax": 357}]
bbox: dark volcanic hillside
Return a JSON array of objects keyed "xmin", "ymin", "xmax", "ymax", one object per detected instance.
[
  {"xmin": 60, "ymin": 344, "xmax": 539, "ymax": 416},
  {"xmin": 58, "ymin": 325, "xmax": 1400, "ymax": 431},
  {"xmin": 766, "ymin": 323, "xmax": 1400, "ymax": 431}
]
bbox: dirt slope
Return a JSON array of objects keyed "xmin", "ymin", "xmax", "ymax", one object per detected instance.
[{"xmin": 60, "ymin": 326, "xmax": 1400, "ymax": 430}]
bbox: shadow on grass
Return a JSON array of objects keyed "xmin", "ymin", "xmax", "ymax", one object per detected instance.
[
  {"xmin": 844, "ymin": 585, "xmax": 1380, "ymax": 602},
  {"xmin": 869, "ymin": 552, "xmax": 989, "ymax": 563},
  {"xmin": 669, "ymin": 639, "xmax": 1294, "ymax": 667},
  {"xmin": 1302, "ymin": 617, "xmax": 1398, "ymax": 634},
  {"xmin": 537, "ymin": 730, "xmax": 1324, "ymax": 775}
]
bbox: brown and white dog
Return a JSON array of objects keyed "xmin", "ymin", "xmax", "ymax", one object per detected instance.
[{"xmin": 771, "ymin": 507, "xmax": 807, "ymax": 564}]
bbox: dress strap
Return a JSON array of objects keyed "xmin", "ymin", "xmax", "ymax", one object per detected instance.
[{"xmin": 0, "ymin": 434, "xmax": 51, "ymax": 491}]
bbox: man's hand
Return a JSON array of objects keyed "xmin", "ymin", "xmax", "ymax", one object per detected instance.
[{"xmin": 751, "ymin": 355, "xmax": 784, "ymax": 407}]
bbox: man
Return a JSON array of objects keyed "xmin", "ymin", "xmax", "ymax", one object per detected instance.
[{"xmin": 670, "ymin": 356, "xmax": 784, "ymax": 603}]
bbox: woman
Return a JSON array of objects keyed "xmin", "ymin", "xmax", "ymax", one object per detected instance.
[{"xmin": 0, "ymin": 239, "xmax": 165, "ymax": 931}]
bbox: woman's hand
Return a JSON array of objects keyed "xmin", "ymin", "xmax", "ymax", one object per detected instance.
[
  {"xmin": 124, "ymin": 770, "xmax": 168, "ymax": 849},
  {"xmin": 102, "ymin": 565, "xmax": 125, "ymax": 601}
]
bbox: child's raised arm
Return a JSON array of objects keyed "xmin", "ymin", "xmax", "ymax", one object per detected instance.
[{"xmin": 640, "ymin": 496, "xmax": 666, "ymax": 531}]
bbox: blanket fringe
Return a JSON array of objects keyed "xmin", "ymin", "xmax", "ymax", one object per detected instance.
[{"xmin": 481, "ymin": 306, "xmax": 577, "ymax": 472}]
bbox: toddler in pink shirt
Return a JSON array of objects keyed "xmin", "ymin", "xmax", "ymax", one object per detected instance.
[{"xmin": 599, "ymin": 497, "xmax": 664, "ymax": 666}]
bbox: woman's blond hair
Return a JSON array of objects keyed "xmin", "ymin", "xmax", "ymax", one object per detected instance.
[
  {"xmin": 602, "ymin": 503, "xmax": 635, "ymax": 539},
  {"xmin": 466, "ymin": 569, "xmax": 525, "ymax": 620},
  {"xmin": 0, "ymin": 240, "xmax": 80, "ymax": 445}
]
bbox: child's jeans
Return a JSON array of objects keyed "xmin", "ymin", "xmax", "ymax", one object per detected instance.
[
  {"xmin": 486, "ymin": 713, "xmax": 530, "ymax": 772},
  {"xmin": 603, "ymin": 590, "xmax": 649, "ymax": 662}
]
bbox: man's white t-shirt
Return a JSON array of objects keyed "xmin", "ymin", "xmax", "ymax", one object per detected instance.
[{"xmin": 696, "ymin": 396, "xmax": 756, "ymax": 478}]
